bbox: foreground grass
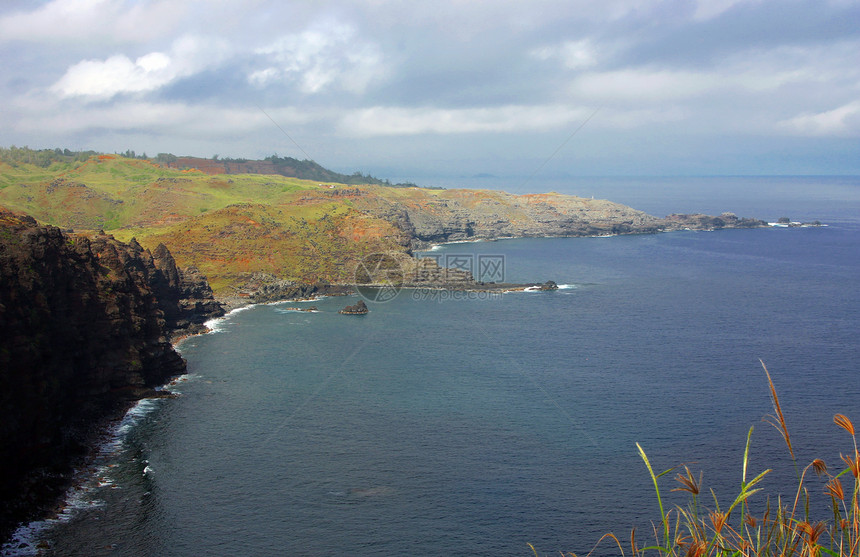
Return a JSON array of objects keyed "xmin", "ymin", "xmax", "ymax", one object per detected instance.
[{"xmin": 543, "ymin": 361, "xmax": 859, "ymax": 557}]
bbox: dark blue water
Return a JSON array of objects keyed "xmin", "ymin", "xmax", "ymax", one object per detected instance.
[{"xmin": 5, "ymin": 176, "xmax": 860, "ymax": 556}]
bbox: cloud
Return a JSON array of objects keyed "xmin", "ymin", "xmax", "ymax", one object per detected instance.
[
  {"xmin": 339, "ymin": 105, "xmax": 594, "ymax": 136},
  {"xmin": 778, "ymin": 100, "xmax": 860, "ymax": 137},
  {"xmin": 250, "ymin": 22, "xmax": 386, "ymax": 94},
  {"xmin": 692, "ymin": 0, "xmax": 763, "ymax": 21},
  {"xmin": 0, "ymin": 0, "xmax": 180, "ymax": 43},
  {"xmin": 573, "ymin": 69, "xmax": 717, "ymax": 102},
  {"xmin": 531, "ymin": 39, "xmax": 599, "ymax": 70},
  {"xmin": 51, "ymin": 35, "xmax": 229, "ymax": 100},
  {"xmin": 3, "ymin": 0, "xmax": 860, "ymax": 174},
  {"xmin": 52, "ymin": 53, "xmax": 173, "ymax": 98},
  {"xmin": 12, "ymin": 99, "xmax": 318, "ymax": 139},
  {"xmin": 338, "ymin": 103, "xmax": 695, "ymax": 138},
  {"xmin": 568, "ymin": 39, "xmax": 860, "ymax": 106}
]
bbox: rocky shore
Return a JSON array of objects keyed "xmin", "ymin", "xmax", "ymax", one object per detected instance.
[
  {"xmin": 0, "ymin": 198, "xmax": 767, "ymax": 544},
  {"xmin": 0, "ymin": 209, "xmax": 223, "ymax": 542},
  {"xmin": 215, "ymin": 273, "xmax": 354, "ymax": 312},
  {"xmin": 352, "ymin": 189, "xmax": 768, "ymax": 250}
]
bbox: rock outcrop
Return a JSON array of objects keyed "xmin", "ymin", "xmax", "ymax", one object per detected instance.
[
  {"xmin": 149, "ymin": 243, "xmax": 225, "ymax": 340},
  {"xmin": 339, "ymin": 300, "xmax": 369, "ymax": 314},
  {"xmin": 217, "ymin": 273, "xmax": 354, "ymax": 311},
  {"xmin": 538, "ymin": 280, "xmax": 559, "ymax": 291},
  {"xmin": 353, "ymin": 190, "xmax": 767, "ymax": 249},
  {"xmin": 0, "ymin": 208, "xmax": 223, "ymax": 541}
]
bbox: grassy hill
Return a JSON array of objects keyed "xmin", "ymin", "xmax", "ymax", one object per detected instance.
[
  {"xmin": 0, "ymin": 154, "xmax": 413, "ymax": 294},
  {"xmin": 1, "ymin": 150, "xmax": 761, "ymax": 297}
]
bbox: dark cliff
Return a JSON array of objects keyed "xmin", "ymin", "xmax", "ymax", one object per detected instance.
[{"xmin": 0, "ymin": 208, "xmax": 223, "ymax": 540}]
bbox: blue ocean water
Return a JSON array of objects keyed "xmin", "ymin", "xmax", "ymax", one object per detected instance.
[{"xmin": 4, "ymin": 176, "xmax": 860, "ymax": 556}]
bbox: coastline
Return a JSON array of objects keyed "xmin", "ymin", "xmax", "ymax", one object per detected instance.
[
  {"xmin": 0, "ymin": 220, "xmax": 779, "ymax": 552},
  {"xmin": 206, "ymin": 221, "xmax": 791, "ymax": 315},
  {"xmin": 0, "ymin": 372, "xmax": 194, "ymax": 556}
]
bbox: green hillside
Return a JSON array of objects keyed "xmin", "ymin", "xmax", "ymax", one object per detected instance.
[
  {"xmin": 0, "ymin": 153, "xmax": 411, "ymax": 294},
  {"xmin": 2, "ymin": 148, "xmax": 749, "ymax": 297}
]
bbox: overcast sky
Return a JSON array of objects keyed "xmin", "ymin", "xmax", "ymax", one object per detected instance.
[{"xmin": 1, "ymin": 0, "xmax": 859, "ymax": 180}]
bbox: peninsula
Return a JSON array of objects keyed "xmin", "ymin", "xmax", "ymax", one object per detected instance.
[
  {"xmin": 0, "ymin": 147, "xmax": 768, "ymax": 541},
  {"xmin": 0, "ymin": 148, "xmax": 766, "ymax": 303}
]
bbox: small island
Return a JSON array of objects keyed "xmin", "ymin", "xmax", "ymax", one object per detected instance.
[
  {"xmin": 339, "ymin": 300, "xmax": 369, "ymax": 315},
  {"xmin": 769, "ymin": 217, "xmax": 824, "ymax": 227}
]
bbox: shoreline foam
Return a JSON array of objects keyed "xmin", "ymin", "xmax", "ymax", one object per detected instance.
[{"xmin": 0, "ymin": 392, "xmax": 178, "ymax": 556}]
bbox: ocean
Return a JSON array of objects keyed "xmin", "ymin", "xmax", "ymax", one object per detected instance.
[{"xmin": 3, "ymin": 176, "xmax": 859, "ymax": 556}]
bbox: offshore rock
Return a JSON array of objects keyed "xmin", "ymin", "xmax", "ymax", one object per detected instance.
[
  {"xmin": 0, "ymin": 207, "xmax": 222, "ymax": 542},
  {"xmin": 339, "ymin": 300, "xmax": 369, "ymax": 314},
  {"xmin": 538, "ymin": 280, "xmax": 559, "ymax": 291}
]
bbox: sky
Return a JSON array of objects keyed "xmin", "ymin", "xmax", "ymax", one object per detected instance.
[{"xmin": 1, "ymin": 0, "xmax": 859, "ymax": 181}]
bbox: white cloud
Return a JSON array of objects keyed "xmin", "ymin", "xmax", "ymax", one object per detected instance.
[
  {"xmin": 531, "ymin": 39, "xmax": 599, "ymax": 70},
  {"xmin": 598, "ymin": 107, "xmax": 690, "ymax": 128},
  {"xmin": 338, "ymin": 104, "xmax": 695, "ymax": 137},
  {"xmin": 250, "ymin": 22, "xmax": 386, "ymax": 94},
  {"xmin": 50, "ymin": 35, "xmax": 229, "ymax": 100},
  {"xmin": 248, "ymin": 67, "xmax": 280, "ymax": 88},
  {"xmin": 339, "ymin": 105, "xmax": 594, "ymax": 136},
  {"xmin": 2, "ymin": 0, "xmax": 859, "ymax": 173},
  {"xmin": 52, "ymin": 54, "xmax": 172, "ymax": 98},
  {"xmin": 569, "ymin": 40, "xmax": 858, "ymax": 105},
  {"xmin": 573, "ymin": 69, "xmax": 718, "ymax": 102},
  {"xmin": 12, "ymin": 100, "xmax": 318, "ymax": 138},
  {"xmin": 778, "ymin": 100, "xmax": 860, "ymax": 137}
]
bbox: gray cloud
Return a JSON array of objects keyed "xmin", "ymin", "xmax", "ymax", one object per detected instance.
[{"xmin": 1, "ymin": 0, "xmax": 858, "ymax": 177}]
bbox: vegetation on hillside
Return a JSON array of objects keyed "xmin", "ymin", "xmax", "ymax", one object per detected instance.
[
  {"xmin": 1, "ymin": 146, "xmax": 759, "ymax": 296},
  {"xmin": 262, "ymin": 155, "xmax": 423, "ymax": 187},
  {"xmin": 0, "ymin": 151, "xmax": 414, "ymax": 294},
  {"xmin": 0, "ymin": 146, "xmax": 423, "ymax": 187},
  {"xmin": 0, "ymin": 146, "xmax": 101, "ymax": 168}
]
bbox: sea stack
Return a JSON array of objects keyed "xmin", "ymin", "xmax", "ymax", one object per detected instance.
[
  {"xmin": 538, "ymin": 280, "xmax": 559, "ymax": 291},
  {"xmin": 339, "ymin": 300, "xmax": 369, "ymax": 314}
]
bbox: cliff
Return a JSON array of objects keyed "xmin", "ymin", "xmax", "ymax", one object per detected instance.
[
  {"xmin": 351, "ymin": 189, "xmax": 767, "ymax": 249},
  {"xmin": 0, "ymin": 208, "xmax": 223, "ymax": 541}
]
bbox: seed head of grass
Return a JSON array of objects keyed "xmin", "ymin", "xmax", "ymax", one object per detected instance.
[
  {"xmin": 826, "ymin": 478, "xmax": 845, "ymax": 501},
  {"xmin": 841, "ymin": 452, "xmax": 860, "ymax": 479},
  {"xmin": 672, "ymin": 466, "xmax": 702, "ymax": 496},
  {"xmin": 683, "ymin": 540, "xmax": 707, "ymax": 557},
  {"xmin": 812, "ymin": 459, "xmax": 828, "ymax": 477},
  {"xmin": 709, "ymin": 511, "xmax": 728, "ymax": 535},
  {"xmin": 761, "ymin": 360, "xmax": 795, "ymax": 460},
  {"xmin": 835, "ymin": 414, "xmax": 855, "ymax": 436},
  {"xmin": 797, "ymin": 521, "xmax": 827, "ymax": 552}
]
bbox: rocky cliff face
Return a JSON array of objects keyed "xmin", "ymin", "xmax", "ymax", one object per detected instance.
[
  {"xmin": 0, "ymin": 208, "xmax": 223, "ymax": 540},
  {"xmin": 353, "ymin": 189, "xmax": 766, "ymax": 248}
]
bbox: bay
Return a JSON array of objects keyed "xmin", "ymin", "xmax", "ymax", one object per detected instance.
[{"xmin": 6, "ymin": 176, "xmax": 860, "ymax": 556}]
